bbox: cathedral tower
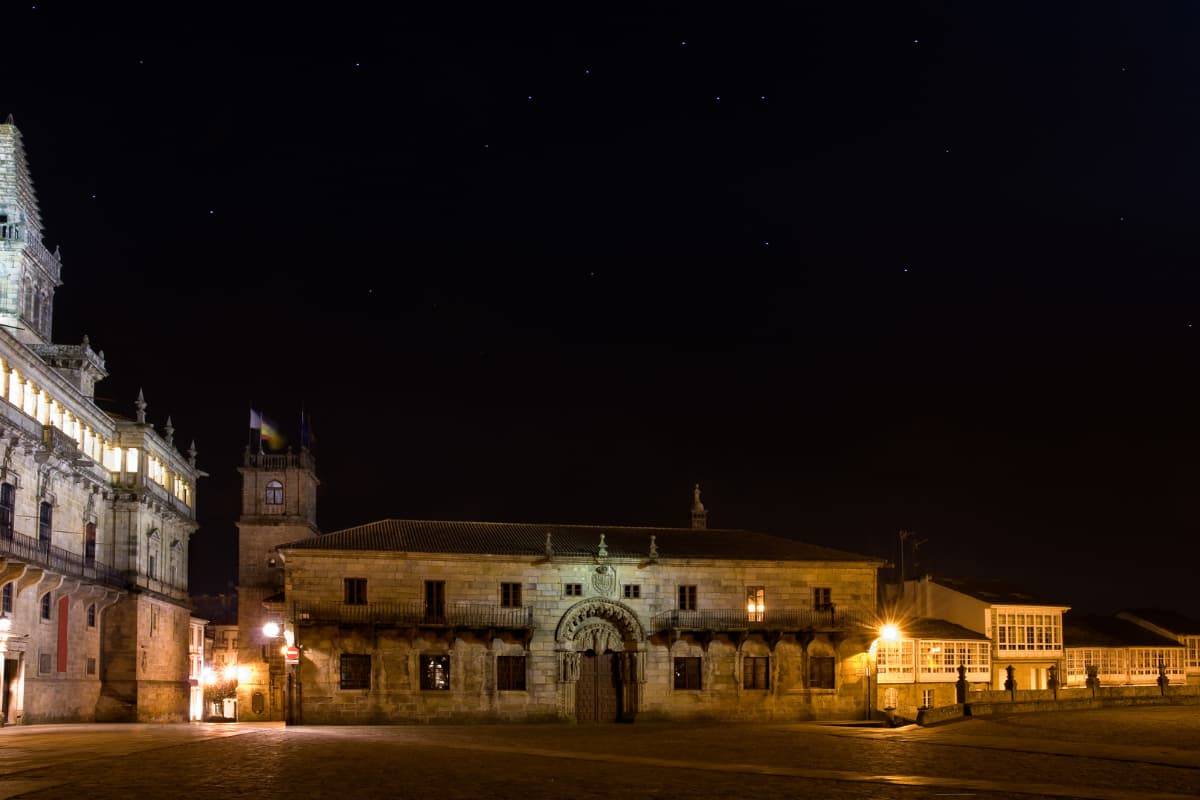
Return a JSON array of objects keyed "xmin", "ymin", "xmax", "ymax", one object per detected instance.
[
  {"xmin": 236, "ymin": 446, "xmax": 318, "ymax": 720},
  {"xmin": 0, "ymin": 116, "xmax": 62, "ymax": 344}
]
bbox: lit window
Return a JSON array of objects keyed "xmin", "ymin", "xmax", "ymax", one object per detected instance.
[
  {"xmin": 746, "ymin": 586, "xmax": 765, "ymax": 623},
  {"xmin": 126, "ymin": 448, "xmax": 139, "ymax": 473},
  {"xmin": 265, "ymin": 480, "xmax": 283, "ymax": 506},
  {"xmin": 420, "ymin": 654, "xmax": 451, "ymax": 690},
  {"xmin": 921, "ymin": 689, "xmax": 934, "ymax": 709}
]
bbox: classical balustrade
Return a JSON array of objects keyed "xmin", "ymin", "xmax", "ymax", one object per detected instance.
[
  {"xmin": 651, "ymin": 606, "xmax": 872, "ymax": 634},
  {"xmin": 0, "ymin": 527, "xmax": 124, "ymax": 589},
  {"xmin": 294, "ymin": 600, "xmax": 534, "ymax": 629},
  {"xmin": 243, "ymin": 449, "xmax": 316, "ymax": 471}
]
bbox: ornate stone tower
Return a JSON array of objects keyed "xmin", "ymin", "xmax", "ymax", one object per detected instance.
[
  {"xmin": 0, "ymin": 116, "xmax": 62, "ymax": 344},
  {"xmin": 236, "ymin": 447, "xmax": 318, "ymax": 721}
]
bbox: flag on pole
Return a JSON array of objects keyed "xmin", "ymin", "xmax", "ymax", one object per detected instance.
[
  {"xmin": 260, "ymin": 414, "xmax": 286, "ymax": 450},
  {"xmin": 300, "ymin": 408, "xmax": 316, "ymax": 449},
  {"xmin": 249, "ymin": 408, "xmax": 262, "ymax": 430}
]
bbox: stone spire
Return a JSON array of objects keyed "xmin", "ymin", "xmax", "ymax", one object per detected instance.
[
  {"xmin": 544, "ymin": 531, "xmax": 554, "ymax": 560},
  {"xmin": 649, "ymin": 534, "xmax": 659, "ymax": 562},
  {"xmin": 163, "ymin": 416, "xmax": 174, "ymax": 445},
  {"xmin": 690, "ymin": 483, "xmax": 707, "ymax": 530},
  {"xmin": 135, "ymin": 388, "xmax": 147, "ymax": 424},
  {"xmin": 597, "ymin": 533, "xmax": 608, "ymax": 561},
  {"xmin": 187, "ymin": 440, "xmax": 197, "ymax": 467}
]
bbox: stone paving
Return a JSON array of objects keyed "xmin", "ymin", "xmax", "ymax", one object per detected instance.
[{"xmin": 0, "ymin": 708, "xmax": 1197, "ymax": 799}]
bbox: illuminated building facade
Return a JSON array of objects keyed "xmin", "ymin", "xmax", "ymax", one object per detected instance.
[
  {"xmin": 0, "ymin": 117, "xmax": 201, "ymax": 723},
  {"xmin": 244, "ymin": 477, "xmax": 885, "ymax": 724}
]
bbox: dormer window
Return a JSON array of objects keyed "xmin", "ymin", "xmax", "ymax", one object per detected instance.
[{"xmin": 265, "ymin": 480, "xmax": 284, "ymax": 507}]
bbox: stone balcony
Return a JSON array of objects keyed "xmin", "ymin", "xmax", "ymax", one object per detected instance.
[
  {"xmin": 652, "ymin": 606, "xmax": 873, "ymax": 646},
  {"xmin": 294, "ymin": 600, "xmax": 534, "ymax": 632},
  {"xmin": 0, "ymin": 527, "xmax": 126, "ymax": 591}
]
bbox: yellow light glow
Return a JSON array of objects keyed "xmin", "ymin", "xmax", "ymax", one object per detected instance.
[
  {"xmin": 746, "ymin": 600, "xmax": 756, "ymax": 615},
  {"xmin": 236, "ymin": 666, "xmax": 251, "ymax": 683},
  {"xmin": 283, "ymin": 629, "xmax": 294, "ymax": 646},
  {"xmin": 262, "ymin": 621, "xmax": 280, "ymax": 638},
  {"xmin": 222, "ymin": 664, "xmax": 238, "ymax": 681},
  {"xmin": 880, "ymin": 623, "xmax": 901, "ymax": 642},
  {"xmin": 201, "ymin": 667, "xmax": 217, "ymax": 685},
  {"xmin": 280, "ymin": 644, "xmax": 290, "ymax": 656}
]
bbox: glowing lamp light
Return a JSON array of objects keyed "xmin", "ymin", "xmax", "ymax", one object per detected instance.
[
  {"xmin": 222, "ymin": 665, "xmax": 238, "ymax": 682},
  {"xmin": 201, "ymin": 667, "xmax": 217, "ymax": 686},
  {"xmin": 879, "ymin": 623, "xmax": 901, "ymax": 642},
  {"xmin": 746, "ymin": 600, "xmax": 756, "ymax": 615},
  {"xmin": 283, "ymin": 629, "xmax": 295, "ymax": 646},
  {"xmin": 262, "ymin": 621, "xmax": 281, "ymax": 638},
  {"xmin": 237, "ymin": 666, "xmax": 252, "ymax": 683}
]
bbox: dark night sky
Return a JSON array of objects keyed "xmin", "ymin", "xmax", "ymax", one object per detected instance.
[{"xmin": 3, "ymin": 3, "xmax": 1199, "ymax": 615}]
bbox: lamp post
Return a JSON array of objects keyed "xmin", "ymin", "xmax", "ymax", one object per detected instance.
[{"xmin": 261, "ymin": 620, "xmax": 299, "ymax": 725}]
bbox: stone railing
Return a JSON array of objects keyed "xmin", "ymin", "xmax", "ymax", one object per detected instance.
[
  {"xmin": 294, "ymin": 600, "xmax": 534, "ymax": 629},
  {"xmin": 243, "ymin": 448, "xmax": 315, "ymax": 471},
  {"xmin": 652, "ymin": 606, "xmax": 872, "ymax": 633},
  {"xmin": 0, "ymin": 527, "xmax": 125, "ymax": 589}
]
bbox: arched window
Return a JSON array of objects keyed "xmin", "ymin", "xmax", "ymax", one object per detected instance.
[
  {"xmin": 38, "ymin": 501, "xmax": 52, "ymax": 551},
  {"xmin": 40, "ymin": 592, "xmax": 51, "ymax": 620},
  {"xmin": 87, "ymin": 603, "xmax": 96, "ymax": 628},
  {"xmin": 265, "ymin": 480, "xmax": 284, "ymax": 506},
  {"xmin": 84, "ymin": 521, "xmax": 96, "ymax": 566}
]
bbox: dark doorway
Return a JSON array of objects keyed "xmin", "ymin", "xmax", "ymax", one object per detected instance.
[
  {"xmin": 3, "ymin": 657, "xmax": 19, "ymax": 723},
  {"xmin": 576, "ymin": 651, "xmax": 619, "ymax": 723}
]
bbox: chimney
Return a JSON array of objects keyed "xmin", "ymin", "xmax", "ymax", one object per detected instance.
[{"xmin": 690, "ymin": 484, "xmax": 707, "ymax": 530}]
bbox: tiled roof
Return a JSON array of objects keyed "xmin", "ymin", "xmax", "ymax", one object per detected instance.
[
  {"xmin": 902, "ymin": 617, "xmax": 990, "ymax": 641},
  {"xmin": 1119, "ymin": 608, "xmax": 1200, "ymax": 636},
  {"xmin": 930, "ymin": 576, "xmax": 1069, "ymax": 607},
  {"xmin": 279, "ymin": 519, "xmax": 884, "ymax": 563},
  {"xmin": 1064, "ymin": 615, "xmax": 1184, "ymax": 648}
]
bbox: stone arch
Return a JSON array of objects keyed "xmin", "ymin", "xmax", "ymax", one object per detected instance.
[{"xmin": 555, "ymin": 597, "xmax": 646, "ymax": 645}]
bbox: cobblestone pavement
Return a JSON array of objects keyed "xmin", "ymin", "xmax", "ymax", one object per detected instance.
[{"xmin": 0, "ymin": 709, "xmax": 1198, "ymax": 800}]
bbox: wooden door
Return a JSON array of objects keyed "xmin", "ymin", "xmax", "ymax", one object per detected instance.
[{"xmin": 576, "ymin": 653, "xmax": 619, "ymax": 722}]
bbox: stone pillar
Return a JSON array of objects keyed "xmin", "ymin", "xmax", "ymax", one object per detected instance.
[
  {"xmin": 1047, "ymin": 664, "xmax": 1058, "ymax": 699},
  {"xmin": 1085, "ymin": 664, "xmax": 1099, "ymax": 697},
  {"xmin": 955, "ymin": 663, "xmax": 967, "ymax": 704},
  {"xmin": 1157, "ymin": 661, "xmax": 1169, "ymax": 696},
  {"xmin": 1004, "ymin": 664, "xmax": 1016, "ymax": 700}
]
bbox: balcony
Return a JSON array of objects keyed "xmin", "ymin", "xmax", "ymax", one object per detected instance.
[
  {"xmin": 0, "ymin": 528, "xmax": 125, "ymax": 590},
  {"xmin": 294, "ymin": 600, "xmax": 534, "ymax": 630},
  {"xmin": 652, "ymin": 607, "xmax": 872, "ymax": 636},
  {"xmin": 243, "ymin": 449, "xmax": 315, "ymax": 471}
]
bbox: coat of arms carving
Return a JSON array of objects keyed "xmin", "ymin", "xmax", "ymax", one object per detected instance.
[{"xmin": 591, "ymin": 565, "xmax": 616, "ymax": 596}]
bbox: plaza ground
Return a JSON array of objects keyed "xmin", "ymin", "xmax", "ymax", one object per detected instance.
[{"xmin": 0, "ymin": 707, "xmax": 1198, "ymax": 799}]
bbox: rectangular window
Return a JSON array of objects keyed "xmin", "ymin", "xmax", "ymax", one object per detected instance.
[
  {"xmin": 500, "ymin": 582, "xmax": 522, "ymax": 608},
  {"xmin": 743, "ymin": 656, "xmax": 770, "ymax": 690},
  {"xmin": 1, "ymin": 582, "xmax": 11, "ymax": 614},
  {"xmin": 993, "ymin": 609, "xmax": 1062, "ymax": 653},
  {"xmin": 496, "ymin": 655, "xmax": 526, "ymax": 691},
  {"xmin": 339, "ymin": 653, "xmax": 371, "ymax": 690},
  {"xmin": 746, "ymin": 586, "xmax": 765, "ymax": 622},
  {"xmin": 921, "ymin": 688, "xmax": 934, "ymax": 709},
  {"xmin": 38, "ymin": 501, "xmax": 52, "ymax": 550},
  {"xmin": 424, "ymin": 581, "xmax": 446, "ymax": 622},
  {"xmin": 813, "ymin": 587, "xmax": 832, "ymax": 611},
  {"xmin": 678, "ymin": 585, "xmax": 697, "ymax": 611},
  {"xmin": 343, "ymin": 578, "xmax": 367, "ymax": 605},
  {"xmin": 564, "ymin": 583, "xmax": 582, "ymax": 597},
  {"xmin": 38, "ymin": 653, "xmax": 51, "ymax": 674},
  {"xmin": 0, "ymin": 483, "xmax": 13, "ymax": 539},
  {"xmin": 673, "ymin": 656, "xmax": 702, "ymax": 690},
  {"xmin": 623, "ymin": 584, "xmax": 640, "ymax": 599},
  {"xmin": 86, "ymin": 657, "xmax": 97, "ymax": 676},
  {"xmin": 420, "ymin": 654, "xmax": 451, "ymax": 690},
  {"xmin": 810, "ymin": 656, "xmax": 836, "ymax": 689}
]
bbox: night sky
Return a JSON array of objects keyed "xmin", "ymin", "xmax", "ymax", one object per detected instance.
[{"xmin": 4, "ymin": 3, "xmax": 1199, "ymax": 615}]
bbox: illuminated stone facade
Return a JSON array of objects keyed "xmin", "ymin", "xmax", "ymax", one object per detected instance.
[
  {"xmin": 251, "ymin": 493, "xmax": 884, "ymax": 724},
  {"xmin": 0, "ymin": 117, "xmax": 201, "ymax": 724}
]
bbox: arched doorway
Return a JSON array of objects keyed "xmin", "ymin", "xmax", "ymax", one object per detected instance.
[{"xmin": 556, "ymin": 598, "xmax": 647, "ymax": 723}]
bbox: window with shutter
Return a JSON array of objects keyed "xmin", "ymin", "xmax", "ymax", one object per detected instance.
[{"xmin": 743, "ymin": 656, "xmax": 770, "ymax": 690}]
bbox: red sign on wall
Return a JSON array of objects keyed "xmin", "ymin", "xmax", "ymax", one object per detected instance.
[{"xmin": 284, "ymin": 645, "xmax": 300, "ymax": 665}]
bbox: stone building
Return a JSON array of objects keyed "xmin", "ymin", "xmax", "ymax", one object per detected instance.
[
  {"xmin": 242, "ymin": 468, "xmax": 886, "ymax": 723},
  {"xmin": 0, "ymin": 117, "xmax": 202, "ymax": 723}
]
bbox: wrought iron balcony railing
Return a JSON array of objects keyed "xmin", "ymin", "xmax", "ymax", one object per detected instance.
[
  {"xmin": 0, "ymin": 527, "xmax": 125, "ymax": 589},
  {"xmin": 294, "ymin": 600, "xmax": 535, "ymax": 629},
  {"xmin": 652, "ymin": 607, "xmax": 872, "ymax": 634}
]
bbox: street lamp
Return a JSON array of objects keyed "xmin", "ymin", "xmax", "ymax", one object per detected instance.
[
  {"xmin": 262, "ymin": 621, "xmax": 281, "ymax": 638},
  {"xmin": 879, "ymin": 623, "xmax": 900, "ymax": 642}
]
